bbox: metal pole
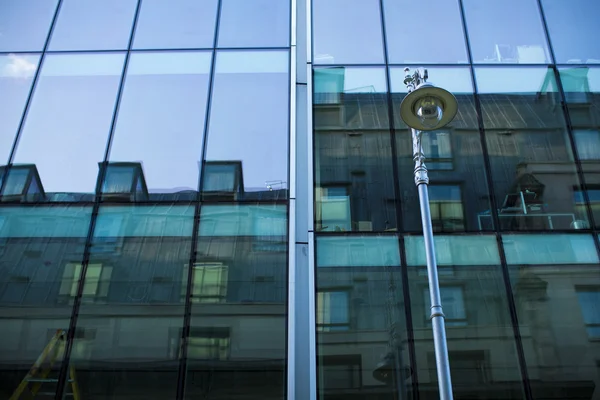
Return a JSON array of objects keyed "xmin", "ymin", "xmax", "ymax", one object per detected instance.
[{"xmin": 412, "ymin": 126, "xmax": 454, "ymax": 400}]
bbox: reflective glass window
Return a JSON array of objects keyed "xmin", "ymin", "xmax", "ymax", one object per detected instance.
[
  {"xmin": 561, "ymin": 67, "xmax": 600, "ymax": 227},
  {"xmin": 218, "ymin": 0, "xmax": 290, "ymax": 48},
  {"xmin": 0, "ymin": 54, "xmax": 40, "ymax": 163},
  {"xmin": 383, "ymin": 0, "xmax": 467, "ymax": 64},
  {"xmin": 476, "ymin": 67, "xmax": 588, "ymax": 230},
  {"xmin": 201, "ymin": 51, "xmax": 289, "ymax": 200},
  {"xmin": 508, "ymin": 258, "xmax": 600, "ymax": 399},
  {"xmin": 314, "ymin": 67, "xmax": 396, "ymax": 232},
  {"xmin": 0, "ymin": 0, "xmax": 57, "ymax": 51},
  {"xmin": 503, "ymin": 234, "xmax": 598, "ymax": 265},
  {"xmin": 0, "ymin": 205, "xmax": 91, "ymax": 398},
  {"xmin": 541, "ymin": 0, "xmax": 600, "ymax": 64},
  {"xmin": 407, "ymin": 252, "xmax": 526, "ymax": 399},
  {"xmin": 64, "ymin": 205, "xmax": 193, "ymax": 399},
  {"xmin": 313, "ymin": 0, "xmax": 384, "ymax": 64},
  {"xmin": 133, "ymin": 0, "xmax": 218, "ymax": 49},
  {"xmin": 48, "ymin": 0, "xmax": 137, "ymax": 51},
  {"xmin": 109, "ymin": 52, "xmax": 212, "ymax": 197},
  {"xmin": 463, "ymin": 0, "xmax": 551, "ymax": 64},
  {"xmin": 13, "ymin": 53, "xmax": 125, "ymax": 198},
  {"xmin": 185, "ymin": 204, "xmax": 287, "ymax": 399},
  {"xmin": 315, "ymin": 235, "xmax": 412, "ymax": 399},
  {"xmin": 391, "ymin": 67, "xmax": 493, "ymax": 232},
  {"xmin": 405, "ymin": 235, "xmax": 500, "ymax": 266}
]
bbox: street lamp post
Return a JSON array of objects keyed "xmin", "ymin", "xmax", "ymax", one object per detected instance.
[{"xmin": 399, "ymin": 68, "xmax": 458, "ymax": 400}]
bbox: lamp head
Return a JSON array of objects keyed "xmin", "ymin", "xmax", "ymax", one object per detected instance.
[{"xmin": 400, "ymin": 82, "xmax": 458, "ymax": 131}]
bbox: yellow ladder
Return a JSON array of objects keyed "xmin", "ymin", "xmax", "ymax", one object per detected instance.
[{"xmin": 10, "ymin": 329, "xmax": 81, "ymax": 399}]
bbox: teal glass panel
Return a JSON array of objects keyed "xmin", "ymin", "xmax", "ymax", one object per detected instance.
[
  {"xmin": 317, "ymin": 235, "xmax": 400, "ymax": 267},
  {"xmin": 0, "ymin": 205, "xmax": 91, "ymax": 398},
  {"xmin": 316, "ymin": 234, "xmax": 411, "ymax": 399},
  {"xmin": 503, "ymin": 234, "xmax": 598, "ymax": 265},
  {"xmin": 68, "ymin": 205, "xmax": 194, "ymax": 399},
  {"xmin": 405, "ymin": 235, "xmax": 500, "ymax": 266},
  {"xmin": 508, "ymin": 265, "xmax": 600, "ymax": 399},
  {"xmin": 198, "ymin": 204, "xmax": 287, "ymax": 237},
  {"xmin": 185, "ymin": 203, "xmax": 287, "ymax": 399}
]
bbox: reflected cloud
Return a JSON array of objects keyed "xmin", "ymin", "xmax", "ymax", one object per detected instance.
[{"xmin": 2, "ymin": 54, "xmax": 36, "ymax": 78}]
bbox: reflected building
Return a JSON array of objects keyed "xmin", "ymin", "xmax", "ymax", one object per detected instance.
[{"xmin": 1, "ymin": 1, "xmax": 600, "ymax": 400}]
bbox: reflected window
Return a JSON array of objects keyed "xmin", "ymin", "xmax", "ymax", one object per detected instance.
[
  {"xmin": 574, "ymin": 130, "xmax": 600, "ymax": 160},
  {"xmin": 429, "ymin": 185, "xmax": 465, "ymax": 232},
  {"xmin": 185, "ymin": 262, "xmax": 228, "ymax": 303},
  {"xmin": 463, "ymin": 0, "xmax": 550, "ymax": 63},
  {"xmin": 0, "ymin": 0, "xmax": 57, "ymax": 51},
  {"xmin": 577, "ymin": 288, "xmax": 600, "ymax": 339},
  {"xmin": 110, "ymin": 52, "xmax": 211, "ymax": 195},
  {"xmin": 187, "ymin": 328, "xmax": 230, "ymax": 360},
  {"xmin": 133, "ymin": 0, "xmax": 218, "ymax": 49},
  {"xmin": 384, "ymin": 0, "xmax": 467, "ymax": 64},
  {"xmin": 313, "ymin": 0, "xmax": 384, "ymax": 64},
  {"xmin": 320, "ymin": 355, "xmax": 361, "ymax": 390},
  {"xmin": 319, "ymin": 186, "xmax": 351, "ymax": 232},
  {"xmin": 13, "ymin": 53, "xmax": 125, "ymax": 197},
  {"xmin": 423, "ymin": 286, "xmax": 467, "ymax": 326},
  {"xmin": 218, "ymin": 0, "xmax": 290, "ymax": 48},
  {"xmin": 0, "ymin": 54, "xmax": 40, "ymax": 164},
  {"xmin": 542, "ymin": 0, "xmax": 600, "ymax": 64},
  {"xmin": 423, "ymin": 131, "xmax": 453, "ymax": 170},
  {"xmin": 49, "ymin": 0, "xmax": 137, "ymax": 50},
  {"xmin": 59, "ymin": 263, "xmax": 112, "ymax": 303},
  {"xmin": 317, "ymin": 290, "xmax": 350, "ymax": 331},
  {"xmin": 202, "ymin": 51, "xmax": 289, "ymax": 199}
]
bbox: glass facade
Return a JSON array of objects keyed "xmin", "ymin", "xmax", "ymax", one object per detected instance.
[{"xmin": 0, "ymin": 1, "xmax": 599, "ymax": 399}]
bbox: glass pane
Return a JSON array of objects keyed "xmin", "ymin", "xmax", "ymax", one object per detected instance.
[
  {"xmin": 314, "ymin": 67, "xmax": 396, "ymax": 232},
  {"xmin": 0, "ymin": 54, "xmax": 40, "ymax": 163},
  {"xmin": 503, "ymin": 234, "xmax": 598, "ymax": 265},
  {"xmin": 313, "ymin": 0, "xmax": 384, "ymax": 64},
  {"xmin": 476, "ymin": 67, "xmax": 588, "ymax": 230},
  {"xmin": 133, "ymin": 0, "xmax": 218, "ymax": 49},
  {"xmin": 201, "ymin": 51, "xmax": 289, "ymax": 200},
  {"xmin": 218, "ymin": 0, "xmax": 290, "ymax": 48},
  {"xmin": 109, "ymin": 52, "xmax": 211, "ymax": 197},
  {"xmin": 315, "ymin": 235, "xmax": 411, "ymax": 399},
  {"xmin": 185, "ymin": 204, "xmax": 287, "ymax": 399},
  {"xmin": 64, "ymin": 205, "xmax": 193, "ymax": 399},
  {"xmin": 463, "ymin": 0, "xmax": 550, "ymax": 64},
  {"xmin": 0, "ymin": 205, "xmax": 91, "ymax": 398},
  {"xmin": 409, "ymin": 261, "xmax": 526, "ymax": 399},
  {"xmin": 0, "ymin": 0, "xmax": 57, "ymax": 51},
  {"xmin": 508, "ymin": 264, "xmax": 600, "ymax": 399},
  {"xmin": 383, "ymin": 0, "xmax": 468, "ymax": 64},
  {"xmin": 541, "ymin": 0, "xmax": 600, "ymax": 64},
  {"xmin": 391, "ymin": 67, "xmax": 493, "ymax": 232},
  {"xmin": 405, "ymin": 235, "xmax": 500, "ymax": 266},
  {"xmin": 561, "ymin": 67, "xmax": 600, "ymax": 227},
  {"xmin": 13, "ymin": 53, "xmax": 125, "ymax": 198},
  {"xmin": 317, "ymin": 235, "xmax": 400, "ymax": 267},
  {"xmin": 48, "ymin": 0, "xmax": 137, "ymax": 51}
]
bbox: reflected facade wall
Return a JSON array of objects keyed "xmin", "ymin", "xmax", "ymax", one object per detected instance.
[{"xmin": 313, "ymin": 0, "xmax": 600, "ymax": 399}]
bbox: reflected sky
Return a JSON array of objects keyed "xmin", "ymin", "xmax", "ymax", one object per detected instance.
[
  {"xmin": 313, "ymin": 0, "xmax": 384, "ymax": 64},
  {"xmin": 133, "ymin": 0, "xmax": 218, "ymax": 49},
  {"xmin": 0, "ymin": 54, "xmax": 40, "ymax": 163},
  {"xmin": 13, "ymin": 53, "xmax": 125, "ymax": 194},
  {"xmin": 0, "ymin": 0, "xmax": 57, "ymax": 51},
  {"xmin": 203, "ymin": 51, "xmax": 289, "ymax": 193},
  {"xmin": 48, "ymin": 0, "xmax": 137, "ymax": 51},
  {"xmin": 109, "ymin": 52, "xmax": 212, "ymax": 193}
]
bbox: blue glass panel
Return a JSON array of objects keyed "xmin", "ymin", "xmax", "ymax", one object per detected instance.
[
  {"xmin": 198, "ymin": 204, "xmax": 287, "ymax": 237},
  {"xmin": 317, "ymin": 235, "xmax": 400, "ymax": 267},
  {"xmin": 0, "ymin": 0, "xmax": 57, "ymax": 51},
  {"xmin": 503, "ymin": 234, "xmax": 599, "ymax": 265}
]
